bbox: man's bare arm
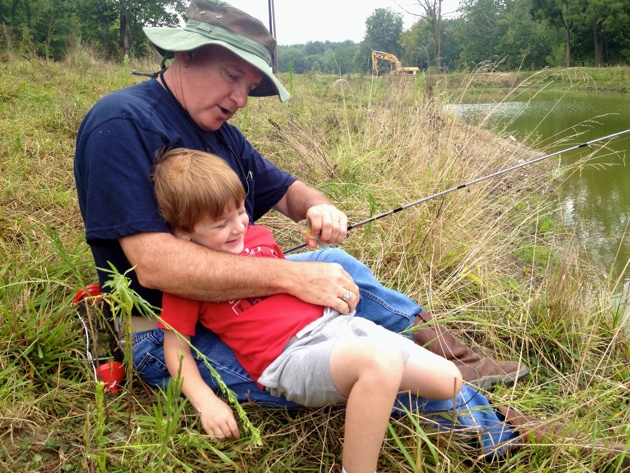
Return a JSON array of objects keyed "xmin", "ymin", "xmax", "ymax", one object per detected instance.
[{"xmin": 119, "ymin": 232, "xmax": 358, "ymax": 313}]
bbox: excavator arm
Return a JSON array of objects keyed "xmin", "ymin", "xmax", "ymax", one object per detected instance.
[{"xmin": 371, "ymin": 50, "xmax": 403, "ymax": 75}]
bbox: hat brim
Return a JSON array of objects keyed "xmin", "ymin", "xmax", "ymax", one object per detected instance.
[{"xmin": 143, "ymin": 27, "xmax": 290, "ymax": 103}]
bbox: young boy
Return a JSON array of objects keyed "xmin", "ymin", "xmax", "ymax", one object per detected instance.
[{"xmin": 152, "ymin": 148, "xmax": 463, "ymax": 473}]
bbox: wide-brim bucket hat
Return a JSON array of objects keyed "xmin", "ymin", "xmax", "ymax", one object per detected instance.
[{"xmin": 143, "ymin": 0, "xmax": 290, "ymax": 102}]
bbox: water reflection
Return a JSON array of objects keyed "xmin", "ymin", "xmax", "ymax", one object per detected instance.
[{"xmin": 447, "ymin": 89, "xmax": 630, "ymax": 281}]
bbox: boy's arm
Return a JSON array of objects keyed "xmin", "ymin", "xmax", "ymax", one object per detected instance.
[{"xmin": 163, "ymin": 329, "xmax": 240, "ymax": 440}]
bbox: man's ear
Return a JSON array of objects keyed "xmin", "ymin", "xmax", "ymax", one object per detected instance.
[
  {"xmin": 173, "ymin": 227, "xmax": 192, "ymax": 241},
  {"xmin": 180, "ymin": 50, "xmax": 194, "ymax": 67}
]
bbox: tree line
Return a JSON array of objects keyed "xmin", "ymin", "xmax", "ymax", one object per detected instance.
[
  {"xmin": 1, "ymin": 0, "xmax": 186, "ymax": 60},
  {"xmin": 2, "ymin": 0, "xmax": 628, "ymax": 72}
]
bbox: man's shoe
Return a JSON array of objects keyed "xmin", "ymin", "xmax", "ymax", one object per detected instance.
[
  {"xmin": 411, "ymin": 311, "xmax": 530, "ymax": 390},
  {"xmin": 455, "ymin": 358, "xmax": 530, "ymax": 390}
]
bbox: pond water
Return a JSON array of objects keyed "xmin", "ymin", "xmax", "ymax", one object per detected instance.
[{"xmin": 447, "ymin": 88, "xmax": 630, "ymax": 302}]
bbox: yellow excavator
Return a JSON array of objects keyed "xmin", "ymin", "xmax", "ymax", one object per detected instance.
[{"xmin": 371, "ymin": 50, "xmax": 420, "ymax": 76}]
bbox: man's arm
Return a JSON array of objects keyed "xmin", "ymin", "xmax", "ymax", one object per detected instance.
[{"xmin": 120, "ymin": 231, "xmax": 359, "ymax": 313}]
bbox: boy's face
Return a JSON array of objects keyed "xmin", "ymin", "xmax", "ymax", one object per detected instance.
[{"xmin": 175, "ymin": 204, "xmax": 249, "ymax": 254}]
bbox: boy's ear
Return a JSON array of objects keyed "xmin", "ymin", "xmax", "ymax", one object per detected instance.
[{"xmin": 173, "ymin": 227, "xmax": 192, "ymax": 241}]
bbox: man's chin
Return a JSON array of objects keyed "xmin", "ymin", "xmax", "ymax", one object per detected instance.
[
  {"xmin": 197, "ymin": 115, "xmax": 227, "ymax": 131},
  {"xmin": 200, "ymin": 122, "xmax": 223, "ymax": 132}
]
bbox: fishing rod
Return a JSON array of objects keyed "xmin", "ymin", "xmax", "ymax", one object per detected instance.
[{"xmin": 284, "ymin": 128, "xmax": 630, "ymax": 255}]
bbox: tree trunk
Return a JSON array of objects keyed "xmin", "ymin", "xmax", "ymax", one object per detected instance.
[
  {"xmin": 564, "ymin": 24, "xmax": 571, "ymax": 67},
  {"xmin": 2, "ymin": 23, "xmax": 12, "ymax": 49},
  {"xmin": 593, "ymin": 27, "xmax": 603, "ymax": 67},
  {"xmin": 45, "ymin": 17, "xmax": 56, "ymax": 59},
  {"xmin": 119, "ymin": 7, "xmax": 132, "ymax": 59},
  {"xmin": 434, "ymin": 1, "xmax": 442, "ymax": 72},
  {"xmin": 418, "ymin": 0, "xmax": 443, "ymax": 72}
]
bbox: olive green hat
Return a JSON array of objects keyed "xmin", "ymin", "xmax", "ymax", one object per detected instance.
[{"xmin": 143, "ymin": 0, "xmax": 290, "ymax": 102}]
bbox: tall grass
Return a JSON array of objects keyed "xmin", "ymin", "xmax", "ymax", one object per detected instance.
[{"xmin": 1, "ymin": 53, "xmax": 629, "ymax": 472}]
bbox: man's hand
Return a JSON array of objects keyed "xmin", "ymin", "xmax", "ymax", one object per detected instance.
[
  {"xmin": 286, "ymin": 261, "xmax": 359, "ymax": 314},
  {"xmin": 274, "ymin": 181, "xmax": 348, "ymax": 247},
  {"xmin": 197, "ymin": 394, "xmax": 240, "ymax": 441},
  {"xmin": 304, "ymin": 204, "xmax": 348, "ymax": 248}
]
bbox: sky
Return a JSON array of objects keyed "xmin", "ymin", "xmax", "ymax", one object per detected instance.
[{"xmin": 227, "ymin": 0, "xmax": 461, "ymax": 46}]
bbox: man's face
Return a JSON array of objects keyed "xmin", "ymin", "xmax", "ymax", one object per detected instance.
[{"xmin": 178, "ymin": 46, "xmax": 264, "ymax": 131}]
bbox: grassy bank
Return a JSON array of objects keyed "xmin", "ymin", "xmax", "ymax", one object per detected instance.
[
  {"xmin": 440, "ymin": 65, "xmax": 630, "ymax": 94},
  {"xmin": 1, "ymin": 53, "xmax": 629, "ymax": 472}
]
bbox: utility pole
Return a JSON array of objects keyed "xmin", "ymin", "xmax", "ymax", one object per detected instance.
[{"xmin": 267, "ymin": 0, "xmax": 279, "ymax": 72}]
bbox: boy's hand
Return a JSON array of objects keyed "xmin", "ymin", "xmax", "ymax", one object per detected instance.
[
  {"xmin": 197, "ymin": 395, "xmax": 240, "ymax": 441},
  {"xmin": 163, "ymin": 331, "xmax": 240, "ymax": 441}
]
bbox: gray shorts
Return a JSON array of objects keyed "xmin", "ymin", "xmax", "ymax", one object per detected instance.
[{"xmin": 257, "ymin": 308, "xmax": 416, "ymax": 407}]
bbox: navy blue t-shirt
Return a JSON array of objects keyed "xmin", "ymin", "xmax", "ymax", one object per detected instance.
[{"xmin": 74, "ymin": 78, "xmax": 296, "ymax": 308}]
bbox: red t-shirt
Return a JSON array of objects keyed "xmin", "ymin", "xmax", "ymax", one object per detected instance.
[{"xmin": 158, "ymin": 225, "xmax": 324, "ymax": 385}]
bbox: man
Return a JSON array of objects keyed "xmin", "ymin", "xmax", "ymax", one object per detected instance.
[
  {"xmin": 75, "ymin": 0, "xmax": 526, "ymax": 393},
  {"xmin": 74, "ymin": 0, "xmax": 528, "ymax": 456}
]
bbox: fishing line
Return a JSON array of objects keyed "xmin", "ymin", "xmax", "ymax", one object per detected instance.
[{"xmin": 284, "ymin": 128, "xmax": 630, "ymax": 255}]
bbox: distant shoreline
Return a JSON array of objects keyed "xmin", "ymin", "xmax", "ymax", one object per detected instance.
[{"xmin": 438, "ymin": 67, "xmax": 630, "ymax": 94}]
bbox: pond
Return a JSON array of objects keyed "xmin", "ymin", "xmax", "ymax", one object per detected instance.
[{"xmin": 447, "ymin": 88, "xmax": 630, "ymax": 298}]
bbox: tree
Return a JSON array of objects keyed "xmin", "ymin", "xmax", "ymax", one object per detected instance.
[
  {"xmin": 304, "ymin": 40, "xmax": 326, "ymax": 57},
  {"xmin": 582, "ymin": 0, "xmax": 630, "ymax": 66},
  {"xmin": 35, "ymin": 0, "xmax": 79, "ymax": 59},
  {"xmin": 410, "ymin": 0, "xmax": 444, "ymax": 71},
  {"xmin": 532, "ymin": 0, "xmax": 587, "ymax": 67},
  {"xmin": 277, "ymin": 46, "xmax": 306, "ymax": 73},
  {"xmin": 496, "ymin": 0, "xmax": 551, "ymax": 69},
  {"xmin": 1, "ymin": 0, "xmax": 79, "ymax": 58},
  {"xmin": 400, "ymin": 18, "xmax": 433, "ymax": 70},
  {"xmin": 77, "ymin": 0, "xmax": 186, "ymax": 60},
  {"xmin": 77, "ymin": 0, "xmax": 118, "ymax": 57},
  {"xmin": 440, "ymin": 18, "xmax": 464, "ymax": 70},
  {"xmin": 456, "ymin": 0, "xmax": 503, "ymax": 68},
  {"xmin": 119, "ymin": 0, "xmax": 187, "ymax": 58},
  {"xmin": 362, "ymin": 8, "xmax": 404, "ymax": 75},
  {"xmin": 352, "ymin": 41, "xmax": 373, "ymax": 73},
  {"xmin": 364, "ymin": 8, "xmax": 404, "ymax": 56},
  {"xmin": 330, "ymin": 41, "xmax": 359, "ymax": 75},
  {"xmin": 601, "ymin": 0, "xmax": 630, "ymax": 63}
]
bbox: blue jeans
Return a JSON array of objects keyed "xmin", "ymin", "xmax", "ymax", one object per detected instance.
[
  {"xmin": 287, "ymin": 248, "xmax": 423, "ymax": 334},
  {"xmin": 131, "ymin": 248, "xmax": 517, "ymax": 455}
]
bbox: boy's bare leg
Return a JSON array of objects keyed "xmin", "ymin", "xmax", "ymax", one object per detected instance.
[
  {"xmin": 399, "ymin": 346, "xmax": 463, "ymax": 400},
  {"xmin": 329, "ymin": 339, "xmax": 404, "ymax": 473}
]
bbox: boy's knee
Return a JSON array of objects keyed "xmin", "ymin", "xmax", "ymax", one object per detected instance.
[
  {"xmin": 436, "ymin": 361, "xmax": 463, "ymax": 400},
  {"xmin": 360, "ymin": 341, "xmax": 405, "ymax": 379}
]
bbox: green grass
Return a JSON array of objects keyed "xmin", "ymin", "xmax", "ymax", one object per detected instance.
[{"xmin": 1, "ymin": 50, "xmax": 629, "ymax": 472}]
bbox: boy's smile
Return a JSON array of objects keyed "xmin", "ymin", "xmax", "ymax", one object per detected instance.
[{"xmin": 175, "ymin": 204, "xmax": 249, "ymax": 255}]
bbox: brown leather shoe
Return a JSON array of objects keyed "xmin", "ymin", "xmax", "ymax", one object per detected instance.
[
  {"xmin": 411, "ymin": 312, "xmax": 530, "ymax": 389},
  {"xmin": 455, "ymin": 358, "xmax": 530, "ymax": 390}
]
